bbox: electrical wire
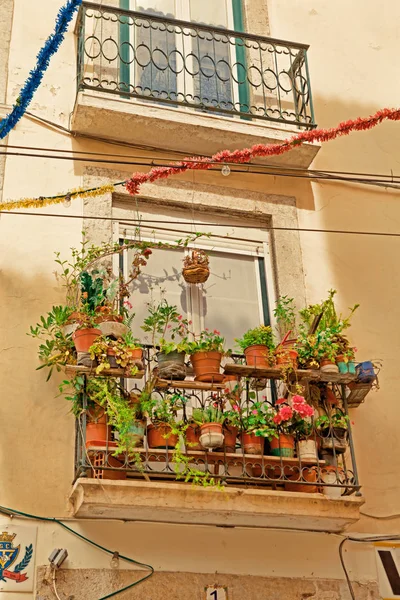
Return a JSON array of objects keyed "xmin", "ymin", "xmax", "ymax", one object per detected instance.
[
  {"xmin": 52, "ymin": 568, "xmax": 63, "ymax": 600},
  {"xmin": 3, "ymin": 209, "xmax": 400, "ymax": 239},
  {"xmin": 0, "ymin": 504, "xmax": 154, "ymax": 600},
  {"xmin": 360, "ymin": 511, "xmax": 400, "ymax": 520},
  {"xmin": 2, "ymin": 149, "xmax": 400, "ymax": 189}
]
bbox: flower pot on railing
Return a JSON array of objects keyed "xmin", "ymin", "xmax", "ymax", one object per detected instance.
[
  {"xmin": 147, "ymin": 423, "xmax": 178, "ymax": 449},
  {"xmin": 221, "ymin": 425, "xmax": 238, "ymax": 453},
  {"xmin": 85, "ymin": 407, "xmax": 111, "ymax": 445},
  {"xmin": 336, "ymin": 355, "xmax": 348, "ymax": 374},
  {"xmin": 185, "ymin": 424, "xmax": 202, "ymax": 451},
  {"xmin": 320, "ymin": 358, "xmax": 339, "ymax": 374},
  {"xmin": 275, "ymin": 348, "xmax": 298, "ymax": 369},
  {"xmin": 199, "ymin": 423, "xmax": 224, "ymax": 449},
  {"xmin": 270, "ymin": 433, "xmax": 295, "ymax": 457},
  {"xmin": 321, "ymin": 466, "xmax": 345, "ymax": 498},
  {"xmin": 126, "ymin": 419, "xmax": 147, "ymax": 448},
  {"xmin": 297, "ymin": 439, "xmax": 318, "ymax": 462},
  {"xmin": 320, "ymin": 428, "xmax": 348, "ymax": 454},
  {"xmin": 285, "ymin": 466, "xmax": 318, "ymax": 493},
  {"xmin": 157, "ymin": 350, "xmax": 186, "ymax": 381},
  {"xmin": 191, "ymin": 351, "xmax": 222, "ymax": 382},
  {"xmin": 73, "ymin": 328, "xmax": 102, "ymax": 353},
  {"xmin": 244, "ymin": 345, "xmax": 271, "ymax": 368},
  {"xmin": 241, "ymin": 432, "xmax": 264, "ymax": 455}
]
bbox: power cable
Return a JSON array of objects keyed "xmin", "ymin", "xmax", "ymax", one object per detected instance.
[
  {"xmin": 360, "ymin": 511, "xmax": 400, "ymax": 520},
  {"xmin": 3, "ymin": 209, "xmax": 400, "ymax": 238},
  {"xmin": 2, "ymin": 150, "xmax": 400, "ymax": 190},
  {"xmin": 0, "ymin": 503, "xmax": 154, "ymax": 600}
]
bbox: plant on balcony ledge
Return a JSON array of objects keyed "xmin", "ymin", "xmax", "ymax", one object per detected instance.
[
  {"xmin": 186, "ymin": 329, "xmax": 227, "ymax": 383},
  {"xmin": 141, "ymin": 299, "xmax": 190, "ymax": 380},
  {"xmin": 235, "ymin": 325, "xmax": 275, "ymax": 368},
  {"xmin": 315, "ymin": 409, "xmax": 349, "ymax": 454},
  {"xmin": 88, "ymin": 336, "xmax": 140, "ymax": 376},
  {"xmin": 239, "ymin": 401, "xmax": 278, "ymax": 455},
  {"xmin": 271, "ymin": 396, "xmax": 315, "ymax": 458},
  {"xmin": 192, "ymin": 406, "xmax": 225, "ymax": 449}
]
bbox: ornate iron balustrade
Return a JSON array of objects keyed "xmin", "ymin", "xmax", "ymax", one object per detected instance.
[
  {"xmin": 76, "ymin": 2, "xmax": 316, "ymax": 128},
  {"xmin": 73, "ymin": 348, "xmax": 360, "ymax": 496}
]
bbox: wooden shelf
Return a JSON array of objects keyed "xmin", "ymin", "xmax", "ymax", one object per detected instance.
[
  {"xmin": 86, "ymin": 445, "xmax": 325, "ymax": 467},
  {"xmin": 223, "ymin": 364, "xmax": 356, "ymax": 384},
  {"xmin": 65, "ymin": 365, "xmax": 144, "ymax": 379},
  {"xmin": 155, "ymin": 378, "xmax": 226, "ymax": 391}
]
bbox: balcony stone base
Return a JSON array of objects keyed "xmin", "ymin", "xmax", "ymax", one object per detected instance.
[
  {"xmin": 69, "ymin": 479, "xmax": 364, "ymax": 532},
  {"xmin": 72, "ymin": 91, "xmax": 320, "ymax": 168}
]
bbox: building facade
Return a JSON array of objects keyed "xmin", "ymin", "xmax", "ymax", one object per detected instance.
[{"xmin": 0, "ymin": 0, "xmax": 399, "ymax": 598}]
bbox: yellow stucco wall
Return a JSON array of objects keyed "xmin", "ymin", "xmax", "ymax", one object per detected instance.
[{"xmin": 0, "ymin": 0, "xmax": 399, "ymax": 598}]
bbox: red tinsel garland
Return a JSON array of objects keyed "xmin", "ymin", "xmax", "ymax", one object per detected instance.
[{"xmin": 125, "ymin": 107, "xmax": 400, "ymax": 196}]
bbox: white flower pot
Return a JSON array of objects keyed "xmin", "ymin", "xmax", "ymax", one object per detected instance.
[{"xmin": 298, "ymin": 439, "xmax": 318, "ymax": 461}]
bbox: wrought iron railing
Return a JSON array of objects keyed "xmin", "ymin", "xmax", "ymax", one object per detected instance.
[
  {"xmin": 73, "ymin": 347, "xmax": 360, "ymax": 495},
  {"xmin": 76, "ymin": 2, "xmax": 316, "ymax": 128}
]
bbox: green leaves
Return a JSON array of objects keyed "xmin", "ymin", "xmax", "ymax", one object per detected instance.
[{"xmin": 235, "ymin": 325, "xmax": 274, "ymax": 353}]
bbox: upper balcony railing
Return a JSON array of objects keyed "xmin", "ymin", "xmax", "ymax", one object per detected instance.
[{"xmin": 76, "ymin": 2, "xmax": 316, "ymax": 129}]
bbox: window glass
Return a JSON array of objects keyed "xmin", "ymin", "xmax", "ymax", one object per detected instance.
[
  {"xmin": 135, "ymin": 0, "xmax": 175, "ymax": 17},
  {"xmin": 190, "ymin": 0, "xmax": 229, "ymax": 27}
]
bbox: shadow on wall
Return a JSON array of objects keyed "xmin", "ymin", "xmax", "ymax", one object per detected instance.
[{"xmin": 0, "ymin": 266, "xmax": 75, "ymax": 515}]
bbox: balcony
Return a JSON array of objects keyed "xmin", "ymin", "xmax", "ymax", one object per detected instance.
[
  {"xmin": 72, "ymin": 2, "xmax": 320, "ymax": 166},
  {"xmin": 68, "ymin": 351, "xmax": 364, "ymax": 533}
]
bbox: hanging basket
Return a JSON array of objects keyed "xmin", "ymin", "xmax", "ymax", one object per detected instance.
[{"xmin": 182, "ymin": 250, "xmax": 210, "ymax": 284}]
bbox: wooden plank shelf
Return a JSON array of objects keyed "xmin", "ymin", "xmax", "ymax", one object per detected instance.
[
  {"xmin": 223, "ymin": 364, "xmax": 357, "ymax": 384},
  {"xmin": 86, "ymin": 445, "xmax": 325, "ymax": 467},
  {"xmin": 155, "ymin": 378, "xmax": 226, "ymax": 391},
  {"xmin": 65, "ymin": 365, "xmax": 144, "ymax": 379}
]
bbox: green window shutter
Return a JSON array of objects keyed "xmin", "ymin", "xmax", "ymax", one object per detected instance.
[
  {"xmin": 232, "ymin": 0, "xmax": 250, "ymax": 117},
  {"xmin": 120, "ymin": 0, "xmax": 130, "ymax": 95}
]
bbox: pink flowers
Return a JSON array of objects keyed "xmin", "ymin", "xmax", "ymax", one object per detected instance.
[
  {"xmin": 292, "ymin": 395, "xmax": 314, "ymax": 418},
  {"xmin": 177, "ymin": 315, "xmax": 183, "ymax": 321},
  {"xmin": 273, "ymin": 406, "xmax": 293, "ymax": 425},
  {"xmin": 213, "ymin": 329, "xmax": 221, "ymax": 335},
  {"xmin": 232, "ymin": 405, "xmax": 240, "ymax": 412},
  {"xmin": 252, "ymin": 409, "xmax": 258, "ymax": 416},
  {"xmin": 124, "ymin": 300, "xmax": 133, "ymax": 309}
]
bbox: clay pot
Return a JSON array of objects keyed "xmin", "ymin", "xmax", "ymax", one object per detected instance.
[
  {"xmin": 320, "ymin": 359, "xmax": 339, "ymax": 374},
  {"xmin": 270, "ymin": 434, "xmax": 295, "ymax": 457},
  {"xmin": 147, "ymin": 423, "xmax": 178, "ymax": 449},
  {"xmin": 185, "ymin": 424, "xmax": 202, "ymax": 451},
  {"xmin": 107, "ymin": 348, "xmax": 118, "ymax": 369},
  {"xmin": 191, "ymin": 351, "xmax": 222, "ymax": 382},
  {"xmin": 222, "ymin": 425, "xmax": 238, "ymax": 453},
  {"xmin": 199, "ymin": 423, "xmax": 224, "ymax": 449},
  {"xmin": 241, "ymin": 432, "xmax": 264, "ymax": 455},
  {"xmin": 275, "ymin": 349, "xmax": 298, "ymax": 369},
  {"xmin": 85, "ymin": 409, "xmax": 111, "ymax": 445},
  {"xmin": 297, "ymin": 439, "xmax": 318, "ymax": 462},
  {"xmin": 128, "ymin": 348, "xmax": 143, "ymax": 361},
  {"xmin": 285, "ymin": 467, "xmax": 318, "ymax": 493},
  {"xmin": 244, "ymin": 345, "xmax": 271, "ymax": 367},
  {"xmin": 95, "ymin": 307, "xmax": 123, "ymax": 324},
  {"xmin": 72, "ymin": 328, "xmax": 102, "ymax": 352}
]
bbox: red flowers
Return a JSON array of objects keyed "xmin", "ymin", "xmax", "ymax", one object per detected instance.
[
  {"xmin": 142, "ymin": 248, "xmax": 152, "ymax": 257},
  {"xmin": 274, "ymin": 395, "xmax": 314, "ymax": 424},
  {"xmin": 273, "ymin": 406, "xmax": 293, "ymax": 424}
]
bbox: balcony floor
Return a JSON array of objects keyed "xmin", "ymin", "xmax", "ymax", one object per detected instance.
[
  {"xmin": 72, "ymin": 91, "xmax": 320, "ymax": 168},
  {"xmin": 69, "ymin": 479, "xmax": 364, "ymax": 532}
]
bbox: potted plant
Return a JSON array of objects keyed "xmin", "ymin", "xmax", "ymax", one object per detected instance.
[
  {"xmin": 273, "ymin": 296, "xmax": 298, "ymax": 367},
  {"xmin": 192, "ymin": 406, "xmax": 225, "ymax": 449},
  {"xmin": 141, "ymin": 299, "xmax": 189, "ymax": 380},
  {"xmin": 186, "ymin": 329, "xmax": 226, "ymax": 382},
  {"xmin": 144, "ymin": 394, "xmax": 182, "ymax": 449},
  {"xmin": 88, "ymin": 336, "xmax": 139, "ymax": 376},
  {"xmin": 240, "ymin": 401, "xmax": 277, "ymax": 454},
  {"xmin": 315, "ymin": 410, "xmax": 349, "ymax": 454},
  {"xmin": 235, "ymin": 325, "xmax": 275, "ymax": 368},
  {"xmin": 182, "ymin": 249, "xmax": 210, "ymax": 284},
  {"xmin": 271, "ymin": 396, "xmax": 315, "ymax": 458},
  {"xmin": 121, "ymin": 330, "xmax": 143, "ymax": 363},
  {"xmin": 29, "ymin": 305, "xmax": 76, "ymax": 380},
  {"xmin": 295, "ymin": 330, "xmax": 340, "ymax": 372}
]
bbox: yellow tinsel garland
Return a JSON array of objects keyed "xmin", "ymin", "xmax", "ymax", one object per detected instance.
[{"xmin": 0, "ymin": 183, "xmax": 116, "ymax": 211}]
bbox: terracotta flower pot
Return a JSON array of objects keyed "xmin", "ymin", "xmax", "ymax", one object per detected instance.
[
  {"xmin": 107, "ymin": 348, "xmax": 118, "ymax": 369},
  {"xmin": 128, "ymin": 348, "xmax": 143, "ymax": 361},
  {"xmin": 270, "ymin": 433, "xmax": 295, "ymax": 457},
  {"xmin": 241, "ymin": 432, "xmax": 264, "ymax": 455},
  {"xmin": 185, "ymin": 424, "xmax": 202, "ymax": 451},
  {"xmin": 244, "ymin": 345, "xmax": 271, "ymax": 367},
  {"xmin": 191, "ymin": 351, "xmax": 222, "ymax": 382},
  {"xmin": 85, "ymin": 409, "xmax": 111, "ymax": 445},
  {"xmin": 73, "ymin": 328, "xmax": 102, "ymax": 353},
  {"xmin": 147, "ymin": 423, "xmax": 178, "ymax": 449},
  {"xmin": 285, "ymin": 467, "xmax": 318, "ymax": 493},
  {"xmin": 199, "ymin": 423, "xmax": 224, "ymax": 449},
  {"xmin": 94, "ymin": 308, "xmax": 123, "ymax": 324},
  {"xmin": 275, "ymin": 349, "xmax": 298, "ymax": 369},
  {"xmin": 320, "ymin": 359, "xmax": 339, "ymax": 374},
  {"xmin": 222, "ymin": 425, "xmax": 238, "ymax": 453}
]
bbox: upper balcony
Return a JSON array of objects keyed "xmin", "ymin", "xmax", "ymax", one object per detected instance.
[{"xmin": 72, "ymin": 2, "xmax": 319, "ymax": 166}]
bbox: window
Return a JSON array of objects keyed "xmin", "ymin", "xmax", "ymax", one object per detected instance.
[
  {"xmin": 117, "ymin": 205, "xmax": 274, "ymax": 350},
  {"xmin": 119, "ymin": 0, "xmax": 248, "ymax": 113}
]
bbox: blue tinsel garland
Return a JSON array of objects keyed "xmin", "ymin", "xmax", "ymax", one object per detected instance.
[{"xmin": 0, "ymin": 0, "xmax": 82, "ymax": 140}]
